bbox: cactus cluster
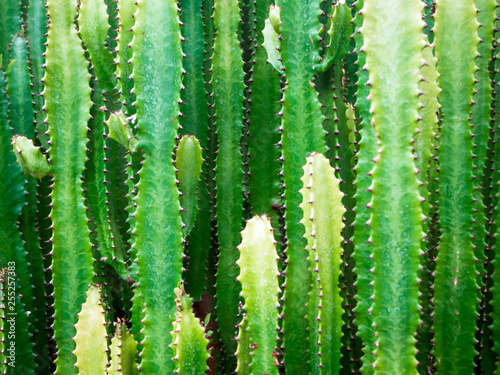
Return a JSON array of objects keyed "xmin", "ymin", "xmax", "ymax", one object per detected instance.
[{"xmin": 2, "ymin": 0, "xmax": 500, "ymax": 374}]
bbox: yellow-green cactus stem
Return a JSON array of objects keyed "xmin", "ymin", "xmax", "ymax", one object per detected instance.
[
  {"xmin": 106, "ymin": 112, "xmax": 138, "ymax": 153},
  {"xmin": 361, "ymin": 0, "xmax": 425, "ymax": 372},
  {"xmin": 108, "ymin": 321, "xmax": 139, "ymax": 375},
  {"xmin": 73, "ymin": 285, "xmax": 108, "ymax": 375},
  {"xmin": 433, "ymin": 0, "xmax": 480, "ymax": 372},
  {"xmin": 171, "ymin": 287, "xmax": 210, "ymax": 375},
  {"xmin": 300, "ymin": 153, "xmax": 345, "ymax": 374},
  {"xmin": 235, "ymin": 215, "xmax": 279, "ymax": 375},
  {"xmin": 12, "ymin": 135, "xmax": 50, "ymax": 179},
  {"xmin": 44, "ymin": 0, "xmax": 94, "ymax": 371}
]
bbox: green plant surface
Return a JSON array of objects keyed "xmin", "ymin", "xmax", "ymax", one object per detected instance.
[
  {"xmin": 212, "ymin": 0, "xmax": 245, "ymax": 368},
  {"xmin": 361, "ymin": 0, "xmax": 425, "ymax": 372},
  {"xmin": 0, "ymin": 68, "xmax": 36, "ymax": 375},
  {"xmin": 108, "ymin": 322, "xmax": 139, "ymax": 375},
  {"xmin": 129, "ymin": 0, "xmax": 184, "ymax": 371},
  {"xmin": 176, "ymin": 135, "xmax": 204, "ymax": 237},
  {"xmin": 73, "ymin": 285, "xmax": 108, "ymax": 374},
  {"xmin": 171, "ymin": 288, "xmax": 210, "ymax": 375},
  {"xmin": 0, "ymin": 0, "xmax": 21, "ymax": 68},
  {"xmin": 236, "ymin": 215, "xmax": 279, "ymax": 375},
  {"xmin": 300, "ymin": 153, "xmax": 345, "ymax": 374},
  {"xmin": 432, "ymin": 0, "xmax": 480, "ymax": 373},
  {"xmin": 351, "ymin": 1, "xmax": 376, "ymax": 372},
  {"xmin": 78, "ymin": 0, "xmax": 119, "ymax": 106},
  {"xmin": 44, "ymin": 0, "xmax": 94, "ymax": 372},
  {"xmin": 270, "ymin": 0, "xmax": 328, "ymax": 369}
]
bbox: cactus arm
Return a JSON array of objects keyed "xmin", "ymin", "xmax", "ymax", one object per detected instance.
[
  {"xmin": 361, "ymin": 0, "xmax": 425, "ymax": 372},
  {"xmin": 0, "ymin": 67, "xmax": 36, "ymax": 374},
  {"xmin": 73, "ymin": 285, "xmax": 108, "ymax": 374},
  {"xmin": 212, "ymin": 0, "xmax": 245, "ymax": 367},
  {"xmin": 129, "ymin": 0, "xmax": 184, "ymax": 371},
  {"xmin": 0, "ymin": 0, "xmax": 21, "ymax": 67},
  {"xmin": 235, "ymin": 316, "xmax": 252, "ymax": 375},
  {"xmin": 107, "ymin": 112, "xmax": 138, "ymax": 152},
  {"xmin": 78, "ymin": 0, "xmax": 119, "ymax": 105},
  {"xmin": 432, "ymin": 0, "xmax": 480, "ymax": 372},
  {"xmin": 236, "ymin": 215, "xmax": 280, "ymax": 375},
  {"xmin": 316, "ymin": 1, "xmax": 353, "ymax": 72},
  {"xmin": 25, "ymin": 0, "xmax": 47, "ymax": 148},
  {"xmin": 300, "ymin": 153, "xmax": 345, "ymax": 373},
  {"xmin": 44, "ymin": 0, "xmax": 94, "ymax": 372},
  {"xmin": 272, "ymin": 0, "xmax": 327, "ymax": 370},
  {"xmin": 108, "ymin": 322, "xmax": 139, "ymax": 375},
  {"xmin": 176, "ymin": 135, "xmax": 204, "ymax": 237},
  {"xmin": 262, "ymin": 18, "xmax": 284, "ymax": 72},
  {"xmin": 12, "ymin": 135, "xmax": 51, "ymax": 178},
  {"xmin": 115, "ymin": 0, "xmax": 136, "ymax": 114},
  {"xmin": 351, "ymin": 2, "xmax": 377, "ymax": 372},
  {"xmin": 171, "ymin": 288, "xmax": 210, "ymax": 375},
  {"xmin": 178, "ymin": 0, "xmax": 212, "ymax": 301}
]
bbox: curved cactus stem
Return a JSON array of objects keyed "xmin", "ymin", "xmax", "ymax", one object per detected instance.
[
  {"xmin": 432, "ymin": 0, "xmax": 480, "ymax": 373},
  {"xmin": 176, "ymin": 135, "xmax": 204, "ymax": 237},
  {"xmin": 12, "ymin": 135, "xmax": 50, "ymax": 178},
  {"xmin": 212, "ymin": 0, "xmax": 245, "ymax": 368},
  {"xmin": 73, "ymin": 285, "xmax": 108, "ymax": 375},
  {"xmin": 361, "ymin": 0, "xmax": 425, "ymax": 372},
  {"xmin": 235, "ymin": 215, "xmax": 279, "ymax": 375},
  {"xmin": 129, "ymin": 0, "xmax": 184, "ymax": 371},
  {"xmin": 300, "ymin": 153, "xmax": 345, "ymax": 374},
  {"xmin": 78, "ymin": 0, "xmax": 119, "ymax": 107},
  {"xmin": 108, "ymin": 321, "xmax": 139, "ymax": 375},
  {"xmin": 171, "ymin": 287, "xmax": 210, "ymax": 375},
  {"xmin": 107, "ymin": 112, "xmax": 138, "ymax": 153},
  {"xmin": 44, "ymin": 0, "xmax": 94, "ymax": 372},
  {"xmin": 262, "ymin": 14, "xmax": 284, "ymax": 72}
]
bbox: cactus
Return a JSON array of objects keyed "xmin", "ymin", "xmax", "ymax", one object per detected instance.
[
  {"xmin": 432, "ymin": 0, "xmax": 480, "ymax": 372},
  {"xmin": 108, "ymin": 321, "xmax": 139, "ymax": 375}
]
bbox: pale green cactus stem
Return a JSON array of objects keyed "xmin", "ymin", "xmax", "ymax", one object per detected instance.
[
  {"xmin": 176, "ymin": 135, "xmax": 204, "ymax": 237},
  {"xmin": 433, "ymin": 0, "xmax": 480, "ymax": 373},
  {"xmin": 300, "ymin": 153, "xmax": 345, "ymax": 374},
  {"xmin": 107, "ymin": 112, "xmax": 138, "ymax": 153},
  {"xmin": 361, "ymin": 0, "xmax": 425, "ymax": 372},
  {"xmin": 73, "ymin": 285, "xmax": 108, "ymax": 375},
  {"xmin": 235, "ymin": 215, "xmax": 279, "ymax": 375},
  {"xmin": 108, "ymin": 321, "xmax": 139, "ymax": 375},
  {"xmin": 171, "ymin": 287, "xmax": 210, "ymax": 375},
  {"xmin": 12, "ymin": 135, "xmax": 51, "ymax": 178}
]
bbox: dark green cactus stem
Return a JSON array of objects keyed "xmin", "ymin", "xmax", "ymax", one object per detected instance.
[
  {"xmin": 25, "ymin": 0, "xmax": 47, "ymax": 148},
  {"xmin": 85, "ymin": 82, "xmax": 127, "ymax": 280},
  {"xmin": 78, "ymin": 0, "xmax": 120, "ymax": 108},
  {"xmin": 415, "ymin": 35, "xmax": 440, "ymax": 373},
  {"xmin": 115, "ymin": 0, "xmax": 136, "ymax": 114},
  {"xmin": 178, "ymin": 0, "xmax": 212, "ymax": 301},
  {"xmin": 0, "ymin": 66, "xmax": 36, "ymax": 375},
  {"xmin": 6, "ymin": 34, "xmax": 48, "ymax": 366},
  {"xmin": 108, "ymin": 322, "xmax": 139, "ymax": 375},
  {"xmin": 129, "ymin": 0, "xmax": 184, "ymax": 371},
  {"xmin": 0, "ymin": 0, "xmax": 21, "ymax": 68},
  {"xmin": 300, "ymin": 153, "xmax": 345, "ymax": 374},
  {"xmin": 73, "ymin": 285, "xmax": 108, "ymax": 374},
  {"xmin": 44, "ymin": 0, "xmax": 94, "ymax": 371},
  {"xmin": 269, "ymin": 0, "xmax": 327, "ymax": 369},
  {"xmin": 212, "ymin": 0, "xmax": 245, "ymax": 368},
  {"xmin": 171, "ymin": 287, "xmax": 210, "ymax": 375},
  {"xmin": 433, "ymin": 0, "xmax": 480, "ymax": 372},
  {"xmin": 361, "ymin": 0, "xmax": 425, "ymax": 372},
  {"xmin": 176, "ymin": 135, "xmax": 204, "ymax": 237},
  {"xmin": 351, "ymin": 0, "xmax": 376, "ymax": 372},
  {"xmin": 235, "ymin": 215, "xmax": 279, "ymax": 375}
]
